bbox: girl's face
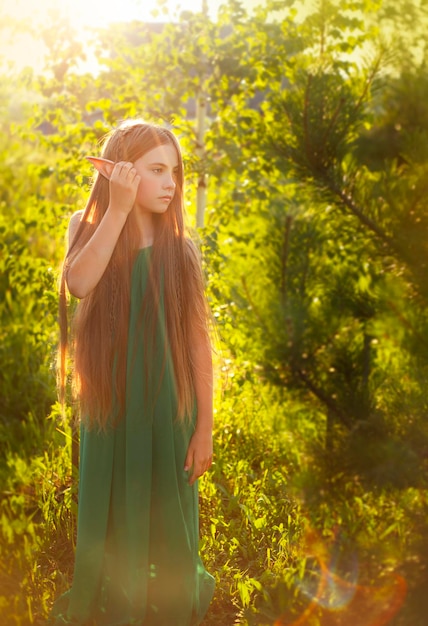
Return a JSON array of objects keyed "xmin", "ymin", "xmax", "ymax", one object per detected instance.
[{"xmin": 133, "ymin": 143, "xmax": 179, "ymax": 214}]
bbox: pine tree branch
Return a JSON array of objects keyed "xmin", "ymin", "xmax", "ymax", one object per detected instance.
[{"xmin": 295, "ymin": 367, "xmax": 352, "ymax": 428}]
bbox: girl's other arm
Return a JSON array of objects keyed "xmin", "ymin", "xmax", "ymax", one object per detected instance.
[
  {"xmin": 66, "ymin": 162, "xmax": 140, "ymax": 299},
  {"xmin": 184, "ymin": 328, "xmax": 214, "ymax": 486}
]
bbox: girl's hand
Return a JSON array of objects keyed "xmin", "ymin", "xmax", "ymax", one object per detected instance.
[
  {"xmin": 109, "ymin": 161, "xmax": 140, "ymax": 216},
  {"xmin": 184, "ymin": 429, "xmax": 213, "ymax": 486}
]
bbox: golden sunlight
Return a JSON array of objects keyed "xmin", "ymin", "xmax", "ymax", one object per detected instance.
[
  {"xmin": 53, "ymin": 0, "xmax": 203, "ymax": 29},
  {"xmin": 2, "ymin": 0, "xmax": 210, "ymax": 30},
  {"xmin": 0, "ymin": 0, "xmax": 222, "ymax": 72}
]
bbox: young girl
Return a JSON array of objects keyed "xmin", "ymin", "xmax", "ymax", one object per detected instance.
[{"xmin": 49, "ymin": 120, "xmax": 215, "ymax": 625}]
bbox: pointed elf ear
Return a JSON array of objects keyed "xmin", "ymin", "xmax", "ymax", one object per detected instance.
[{"xmin": 86, "ymin": 156, "xmax": 115, "ymax": 180}]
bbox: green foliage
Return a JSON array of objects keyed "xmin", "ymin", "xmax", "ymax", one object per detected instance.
[
  {"xmin": 1, "ymin": 0, "xmax": 428, "ymax": 624},
  {"xmin": 0, "ymin": 408, "xmax": 76, "ymax": 626}
]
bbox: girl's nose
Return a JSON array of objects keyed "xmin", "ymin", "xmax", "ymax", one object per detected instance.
[{"xmin": 163, "ymin": 173, "xmax": 176, "ymax": 189}]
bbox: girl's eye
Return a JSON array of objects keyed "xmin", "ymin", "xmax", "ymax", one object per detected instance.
[{"xmin": 153, "ymin": 168, "xmax": 162, "ymax": 174}]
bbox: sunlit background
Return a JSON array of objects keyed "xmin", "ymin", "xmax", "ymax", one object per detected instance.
[
  {"xmin": 0, "ymin": 0, "xmax": 261, "ymax": 73},
  {"xmin": 1, "ymin": 0, "xmax": 427, "ymax": 624}
]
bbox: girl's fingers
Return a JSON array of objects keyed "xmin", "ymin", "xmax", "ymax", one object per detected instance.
[
  {"xmin": 107, "ymin": 162, "xmax": 140, "ymax": 215},
  {"xmin": 189, "ymin": 464, "xmax": 211, "ymax": 485},
  {"xmin": 113, "ymin": 161, "xmax": 134, "ymax": 177},
  {"xmin": 114, "ymin": 161, "xmax": 126, "ymax": 172},
  {"xmin": 123, "ymin": 166, "xmax": 139, "ymax": 183},
  {"xmin": 195, "ymin": 459, "xmax": 212, "ymax": 479},
  {"xmin": 122, "ymin": 163, "xmax": 134, "ymax": 175},
  {"xmin": 185, "ymin": 435, "xmax": 213, "ymax": 484}
]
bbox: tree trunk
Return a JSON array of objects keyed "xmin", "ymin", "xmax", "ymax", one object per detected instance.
[{"xmin": 195, "ymin": 91, "xmax": 207, "ymax": 228}]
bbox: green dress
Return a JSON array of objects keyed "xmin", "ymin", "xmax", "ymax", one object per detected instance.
[{"xmin": 49, "ymin": 248, "xmax": 215, "ymax": 625}]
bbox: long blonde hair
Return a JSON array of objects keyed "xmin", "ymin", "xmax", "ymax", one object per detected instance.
[{"xmin": 59, "ymin": 120, "xmax": 210, "ymax": 430}]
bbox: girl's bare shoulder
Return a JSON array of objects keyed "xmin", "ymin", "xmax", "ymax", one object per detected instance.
[
  {"xmin": 69, "ymin": 209, "xmax": 84, "ymax": 227},
  {"xmin": 68, "ymin": 210, "xmax": 84, "ymax": 247}
]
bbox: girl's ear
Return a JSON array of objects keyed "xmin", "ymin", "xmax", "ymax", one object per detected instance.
[{"xmin": 86, "ymin": 156, "xmax": 115, "ymax": 180}]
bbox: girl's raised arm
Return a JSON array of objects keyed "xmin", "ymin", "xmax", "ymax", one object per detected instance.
[{"xmin": 66, "ymin": 161, "xmax": 140, "ymax": 299}]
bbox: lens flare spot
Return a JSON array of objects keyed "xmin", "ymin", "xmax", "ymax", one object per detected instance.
[{"xmin": 274, "ymin": 528, "xmax": 407, "ymax": 626}]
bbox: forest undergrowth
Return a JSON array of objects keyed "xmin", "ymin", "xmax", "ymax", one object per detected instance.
[
  {"xmin": 1, "ymin": 360, "xmax": 427, "ymax": 626},
  {"xmin": 2, "ymin": 0, "xmax": 428, "ymax": 624}
]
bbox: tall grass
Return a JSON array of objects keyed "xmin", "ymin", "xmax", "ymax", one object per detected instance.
[{"xmin": 1, "ymin": 364, "xmax": 427, "ymax": 625}]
